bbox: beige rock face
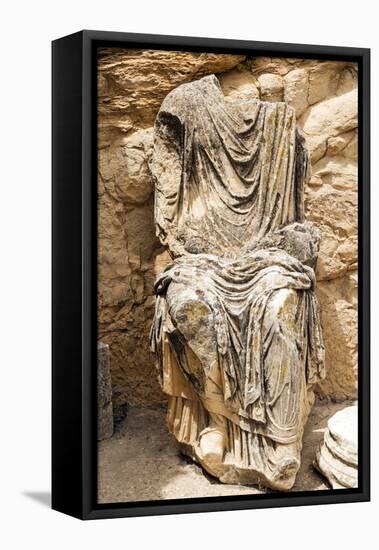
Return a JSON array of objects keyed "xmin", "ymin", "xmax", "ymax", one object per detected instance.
[
  {"xmin": 305, "ymin": 182, "xmax": 357, "ymax": 280},
  {"xmin": 257, "ymin": 73, "xmax": 284, "ymax": 101},
  {"xmin": 283, "ymin": 68, "xmax": 309, "ymax": 116},
  {"xmin": 218, "ymin": 69, "xmax": 259, "ymax": 101},
  {"xmin": 98, "ymin": 48, "xmax": 245, "ymax": 145},
  {"xmin": 307, "ymin": 62, "xmax": 341, "ymax": 105},
  {"xmin": 98, "ymin": 51, "xmax": 358, "ymax": 408},
  {"xmin": 301, "ymin": 89, "xmax": 358, "ymax": 137},
  {"xmin": 316, "ymin": 274, "xmax": 358, "ymax": 400}
]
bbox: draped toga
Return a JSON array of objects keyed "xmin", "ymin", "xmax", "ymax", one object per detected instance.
[{"xmin": 149, "ymin": 75, "xmax": 325, "ymax": 486}]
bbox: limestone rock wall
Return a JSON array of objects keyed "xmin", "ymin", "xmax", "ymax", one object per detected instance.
[{"xmin": 98, "ymin": 49, "xmax": 358, "ymax": 407}]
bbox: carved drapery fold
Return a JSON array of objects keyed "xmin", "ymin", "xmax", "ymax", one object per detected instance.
[{"xmin": 150, "ymin": 75, "xmax": 325, "ymax": 490}]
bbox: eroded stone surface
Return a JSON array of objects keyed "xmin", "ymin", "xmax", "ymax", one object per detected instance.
[
  {"xmin": 283, "ymin": 68, "xmax": 309, "ymax": 116},
  {"xmin": 98, "ymin": 342, "xmax": 114, "ymax": 441},
  {"xmin": 98, "ymin": 48, "xmax": 245, "ymax": 143},
  {"xmin": 300, "ymin": 89, "xmax": 358, "ymax": 137},
  {"xmin": 149, "ymin": 75, "xmax": 325, "ymax": 489},
  {"xmin": 257, "ymin": 73, "xmax": 284, "ymax": 101},
  {"xmin": 316, "ymin": 274, "xmax": 358, "ymax": 400},
  {"xmin": 306, "ymin": 184, "xmax": 357, "ymax": 280},
  {"xmin": 218, "ymin": 69, "xmax": 259, "ymax": 101},
  {"xmin": 97, "ymin": 52, "xmax": 358, "ymax": 411}
]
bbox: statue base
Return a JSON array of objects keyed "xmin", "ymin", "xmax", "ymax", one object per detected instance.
[{"xmin": 167, "ymin": 394, "xmax": 311, "ymax": 491}]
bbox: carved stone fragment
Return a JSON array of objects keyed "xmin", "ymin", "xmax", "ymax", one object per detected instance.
[
  {"xmin": 98, "ymin": 342, "xmax": 114, "ymax": 441},
  {"xmin": 150, "ymin": 74, "xmax": 325, "ymax": 490},
  {"xmin": 314, "ymin": 404, "xmax": 358, "ymax": 489}
]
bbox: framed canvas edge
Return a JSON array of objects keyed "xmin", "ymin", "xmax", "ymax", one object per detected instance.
[{"xmin": 52, "ymin": 30, "xmax": 370, "ymax": 520}]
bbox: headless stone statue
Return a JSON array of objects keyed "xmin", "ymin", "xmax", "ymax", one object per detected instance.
[{"xmin": 150, "ymin": 75, "xmax": 325, "ymax": 490}]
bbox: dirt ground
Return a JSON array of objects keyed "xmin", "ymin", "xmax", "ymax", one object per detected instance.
[{"xmin": 98, "ymin": 400, "xmax": 353, "ymax": 503}]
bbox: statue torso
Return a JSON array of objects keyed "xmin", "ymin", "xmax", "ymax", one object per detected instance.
[{"xmin": 151, "ymin": 75, "xmax": 308, "ymax": 258}]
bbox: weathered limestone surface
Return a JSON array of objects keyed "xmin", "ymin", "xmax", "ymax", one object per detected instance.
[
  {"xmin": 150, "ymin": 75, "xmax": 325, "ymax": 489},
  {"xmin": 98, "ymin": 51, "xmax": 358, "ymax": 409},
  {"xmin": 98, "ymin": 342, "xmax": 114, "ymax": 441},
  {"xmin": 314, "ymin": 404, "xmax": 358, "ymax": 488},
  {"xmin": 98, "ymin": 48, "xmax": 245, "ymax": 144}
]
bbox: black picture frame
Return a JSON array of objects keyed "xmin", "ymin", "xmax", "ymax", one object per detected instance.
[{"xmin": 52, "ymin": 30, "xmax": 370, "ymax": 520}]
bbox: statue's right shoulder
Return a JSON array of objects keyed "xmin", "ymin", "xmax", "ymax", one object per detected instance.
[{"xmin": 158, "ymin": 74, "xmax": 220, "ymax": 121}]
